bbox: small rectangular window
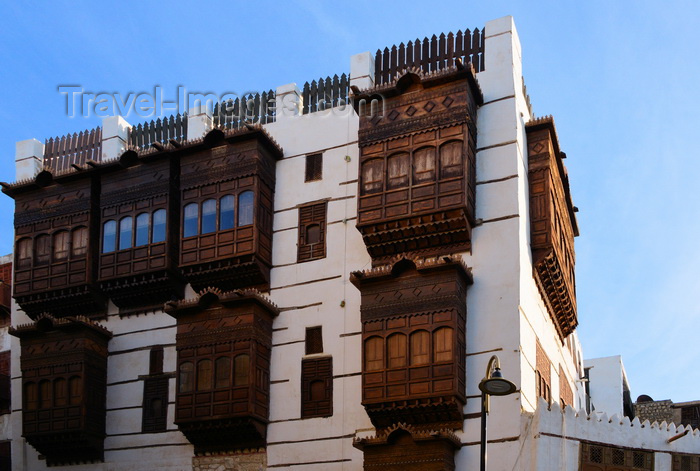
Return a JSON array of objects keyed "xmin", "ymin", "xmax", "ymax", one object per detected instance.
[
  {"xmin": 305, "ymin": 153, "xmax": 323, "ymax": 182},
  {"xmin": 149, "ymin": 346, "xmax": 164, "ymax": 375},
  {"xmin": 298, "ymin": 202, "xmax": 327, "ymax": 262},
  {"xmin": 142, "ymin": 376, "xmax": 168, "ymax": 433},
  {"xmin": 301, "ymin": 357, "xmax": 332, "ymax": 419},
  {"xmin": 306, "ymin": 327, "xmax": 323, "ymax": 355}
]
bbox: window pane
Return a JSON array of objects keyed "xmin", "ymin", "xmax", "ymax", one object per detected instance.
[
  {"xmin": 119, "ymin": 217, "xmax": 133, "ymax": 250},
  {"xmin": 364, "ymin": 337, "xmax": 383, "ymax": 371},
  {"xmin": 387, "ymin": 152, "xmax": 409, "ymax": 189},
  {"xmin": 179, "ymin": 362, "xmax": 194, "ymax": 393},
  {"xmin": 361, "ymin": 159, "xmax": 384, "ymax": 194},
  {"xmin": 183, "ymin": 203, "xmax": 199, "ymax": 237},
  {"xmin": 413, "ymin": 147, "xmax": 436, "ymax": 183},
  {"xmin": 440, "ymin": 141, "xmax": 463, "ymax": 178},
  {"xmin": 135, "ymin": 213, "xmax": 150, "ymax": 246},
  {"xmin": 219, "ymin": 195, "xmax": 235, "ymax": 230},
  {"xmin": 233, "ymin": 354, "xmax": 250, "ymax": 386},
  {"xmin": 410, "ymin": 331, "xmax": 430, "ymax": 365},
  {"xmin": 387, "ymin": 333, "xmax": 407, "ymax": 368},
  {"xmin": 54, "ymin": 378, "xmax": 67, "ymax": 406},
  {"xmin": 39, "ymin": 380, "xmax": 51, "ymax": 408},
  {"xmin": 433, "ymin": 327, "xmax": 453, "ymax": 362},
  {"xmin": 17, "ymin": 238, "xmax": 32, "ymax": 268},
  {"xmin": 306, "ymin": 224, "xmax": 321, "ymax": 245},
  {"xmin": 103, "ymin": 221, "xmax": 116, "ymax": 253},
  {"xmin": 201, "ymin": 199, "xmax": 217, "ymax": 234},
  {"xmin": 310, "ymin": 380, "xmax": 325, "ymax": 401},
  {"xmin": 24, "ymin": 382, "xmax": 37, "ymax": 410},
  {"xmin": 197, "ymin": 359, "xmax": 212, "ymax": 391},
  {"xmin": 35, "ymin": 235, "xmax": 50, "ymax": 264},
  {"xmin": 152, "ymin": 209, "xmax": 166, "ymax": 243},
  {"xmin": 69, "ymin": 376, "xmax": 81, "ymax": 405},
  {"xmin": 53, "ymin": 231, "xmax": 69, "ymax": 260},
  {"xmin": 238, "ymin": 191, "xmax": 254, "ymax": 226},
  {"xmin": 215, "ymin": 357, "xmax": 231, "ymax": 389},
  {"xmin": 71, "ymin": 227, "xmax": 88, "ymax": 256}
]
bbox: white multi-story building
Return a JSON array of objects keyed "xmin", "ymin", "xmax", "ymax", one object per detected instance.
[{"xmin": 0, "ymin": 15, "xmax": 698, "ymax": 471}]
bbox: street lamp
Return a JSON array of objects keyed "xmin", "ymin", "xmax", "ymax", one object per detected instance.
[{"xmin": 478, "ymin": 355, "xmax": 517, "ymax": 471}]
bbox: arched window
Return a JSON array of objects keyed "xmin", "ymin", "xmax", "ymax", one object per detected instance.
[
  {"xmin": 179, "ymin": 362, "xmax": 194, "ymax": 393},
  {"xmin": 135, "ymin": 213, "xmax": 150, "ymax": 246},
  {"xmin": 233, "ymin": 354, "xmax": 250, "ymax": 386},
  {"xmin": 215, "ymin": 357, "xmax": 231, "ymax": 389},
  {"xmin": 310, "ymin": 380, "xmax": 325, "ymax": 401},
  {"xmin": 440, "ymin": 141, "xmax": 463, "ymax": 178},
  {"xmin": 102, "ymin": 220, "xmax": 117, "ymax": 253},
  {"xmin": 364, "ymin": 337, "xmax": 384, "ymax": 371},
  {"xmin": 433, "ymin": 327, "xmax": 453, "ymax": 362},
  {"xmin": 387, "ymin": 152, "xmax": 409, "ymax": 189},
  {"xmin": 35, "ymin": 234, "xmax": 50, "ymax": 265},
  {"xmin": 152, "ymin": 209, "xmax": 166, "ymax": 243},
  {"xmin": 219, "ymin": 195, "xmax": 235, "ymax": 230},
  {"xmin": 71, "ymin": 227, "xmax": 88, "ymax": 257},
  {"xmin": 410, "ymin": 330, "xmax": 430, "ymax": 365},
  {"xmin": 68, "ymin": 376, "xmax": 82, "ymax": 405},
  {"xmin": 183, "ymin": 203, "xmax": 199, "ymax": 237},
  {"xmin": 53, "ymin": 378, "xmax": 67, "ymax": 406},
  {"xmin": 24, "ymin": 382, "xmax": 38, "ymax": 410},
  {"xmin": 387, "ymin": 333, "xmax": 407, "ymax": 368},
  {"xmin": 306, "ymin": 224, "xmax": 321, "ymax": 245},
  {"xmin": 118, "ymin": 216, "xmax": 133, "ymax": 250},
  {"xmin": 17, "ymin": 238, "xmax": 32, "ymax": 268},
  {"xmin": 361, "ymin": 159, "xmax": 384, "ymax": 194},
  {"xmin": 201, "ymin": 199, "xmax": 217, "ymax": 234},
  {"xmin": 413, "ymin": 147, "xmax": 436, "ymax": 183},
  {"xmin": 53, "ymin": 231, "xmax": 69, "ymax": 261},
  {"xmin": 238, "ymin": 191, "xmax": 254, "ymax": 226},
  {"xmin": 39, "ymin": 380, "xmax": 51, "ymax": 409},
  {"xmin": 197, "ymin": 359, "xmax": 213, "ymax": 391}
]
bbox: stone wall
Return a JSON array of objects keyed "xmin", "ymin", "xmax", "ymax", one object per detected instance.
[
  {"xmin": 635, "ymin": 400, "xmax": 675, "ymax": 424},
  {"xmin": 192, "ymin": 450, "xmax": 266, "ymax": 471}
]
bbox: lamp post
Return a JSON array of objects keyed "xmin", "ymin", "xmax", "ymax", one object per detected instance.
[{"xmin": 478, "ymin": 355, "xmax": 517, "ymax": 471}]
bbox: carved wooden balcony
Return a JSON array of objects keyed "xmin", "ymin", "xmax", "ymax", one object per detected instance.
[
  {"xmin": 97, "ymin": 153, "xmax": 184, "ymax": 310},
  {"xmin": 178, "ymin": 127, "xmax": 282, "ymax": 292},
  {"xmin": 526, "ymin": 117, "xmax": 579, "ymax": 339},
  {"xmin": 353, "ymin": 67, "xmax": 483, "ymax": 265},
  {"xmin": 10, "ymin": 314, "xmax": 112, "ymax": 465},
  {"xmin": 350, "ymin": 256, "xmax": 471, "ymax": 430},
  {"xmin": 2, "ymin": 172, "xmax": 106, "ymax": 318},
  {"xmin": 164, "ymin": 287, "xmax": 278, "ymax": 453}
]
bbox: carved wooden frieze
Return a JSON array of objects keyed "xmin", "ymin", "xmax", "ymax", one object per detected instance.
[
  {"xmin": 353, "ymin": 67, "xmax": 482, "ymax": 264},
  {"xmin": 526, "ymin": 117, "xmax": 579, "ymax": 339},
  {"xmin": 350, "ymin": 256, "xmax": 471, "ymax": 430},
  {"xmin": 98, "ymin": 154, "xmax": 184, "ymax": 309},
  {"xmin": 178, "ymin": 128, "xmax": 282, "ymax": 292},
  {"xmin": 353, "ymin": 423, "xmax": 461, "ymax": 471},
  {"xmin": 4, "ymin": 172, "xmax": 105, "ymax": 318},
  {"xmin": 164, "ymin": 287, "xmax": 279, "ymax": 453},
  {"xmin": 10, "ymin": 314, "xmax": 112, "ymax": 465}
]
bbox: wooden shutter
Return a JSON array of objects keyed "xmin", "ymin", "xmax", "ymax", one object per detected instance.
[
  {"xmin": 301, "ymin": 357, "xmax": 333, "ymax": 418},
  {"xmin": 298, "ymin": 202, "xmax": 327, "ymax": 262},
  {"xmin": 305, "ymin": 153, "xmax": 323, "ymax": 182},
  {"xmin": 142, "ymin": 376, "xmax": 169, "ymax": 433},
  {"xmin": 306, "ymin": 327, "xmax": 323, "ymax": 355}
]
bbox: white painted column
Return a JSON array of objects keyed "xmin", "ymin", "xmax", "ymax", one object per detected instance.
[
  {"xmin": 15, "ymin": 139, "xmax": 43, "ymax": 181},
  {"xmin": 350, "ymin": 52, "xmax": 375, "ymax": 91},
  {"xmin": 187, "ymin": 105, "xmax": 213, "ymax": 140},
  {"xmin": 101, "ymin": 115, "xmax": 130, "ymax": 160},
  {"xmin": 275, "ymin": 83, "xmax": 303, "ymax": 121}
]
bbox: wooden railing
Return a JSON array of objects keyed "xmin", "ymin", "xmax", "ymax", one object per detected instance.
[
  {"xmin": 374, "ymin": 29, "xmax": 484, "ymax": 85},
  {"xmin": 301, "ymin": 74, "xmax": 349, "ymax": 114},
  {"xmin": 44, "ymin": 127, "xmax": 102, "ymax": 172},
  {"xmin": 129, "ymin": 113, "xmax": 188, "ymax": 150},
  {"xmin": 213, "ymin": 91, "xmax": 275, "ymax": 129}
]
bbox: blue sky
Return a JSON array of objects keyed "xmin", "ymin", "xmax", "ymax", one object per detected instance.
[{"xmin": 1, "ymin": 1, "xmax": 698, "ymax": 403}]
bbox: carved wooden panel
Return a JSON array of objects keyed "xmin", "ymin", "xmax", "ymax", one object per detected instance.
[
  {"xmin": 301, "ymin": 356, "xmax": 333, "ymax": 418},
  {"xmin": 354, "ymin": 424, "xmax": 461, "ymax": 471},
  {"xmin": 580, "ymin": 443, "xmax": 653, "ymax": 471},
  {"xmin": 351, "ymin": 256, "xmax": 471, "ymax": 430},
  {"xmin": 297, "ymin": 202, "xmax": 327, "ymax": 262},
  {"xmin": 165, "ymin": 288, "xmax": 278, "ymax": 453},
  {"xmin": 179, "ymin": 130, "xmax": 281, "ymax": 292},
  {"xmin": 527, "ymin": 117, "xmax": 579, "ymax": 339},
  {"xmin": 98, "ymin": 157, "xmax": 184, "ymax": 309},
  {"xmin": 10, "ymin": 315, "xmax": 112, "ymax": 466},
  {"xmin": 8, "ymin": 175, "xmax": 105, "ymax": 318},
  {"xmin": 354, "ymin": 68, "xmax": 482, "ymax": 264}
]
